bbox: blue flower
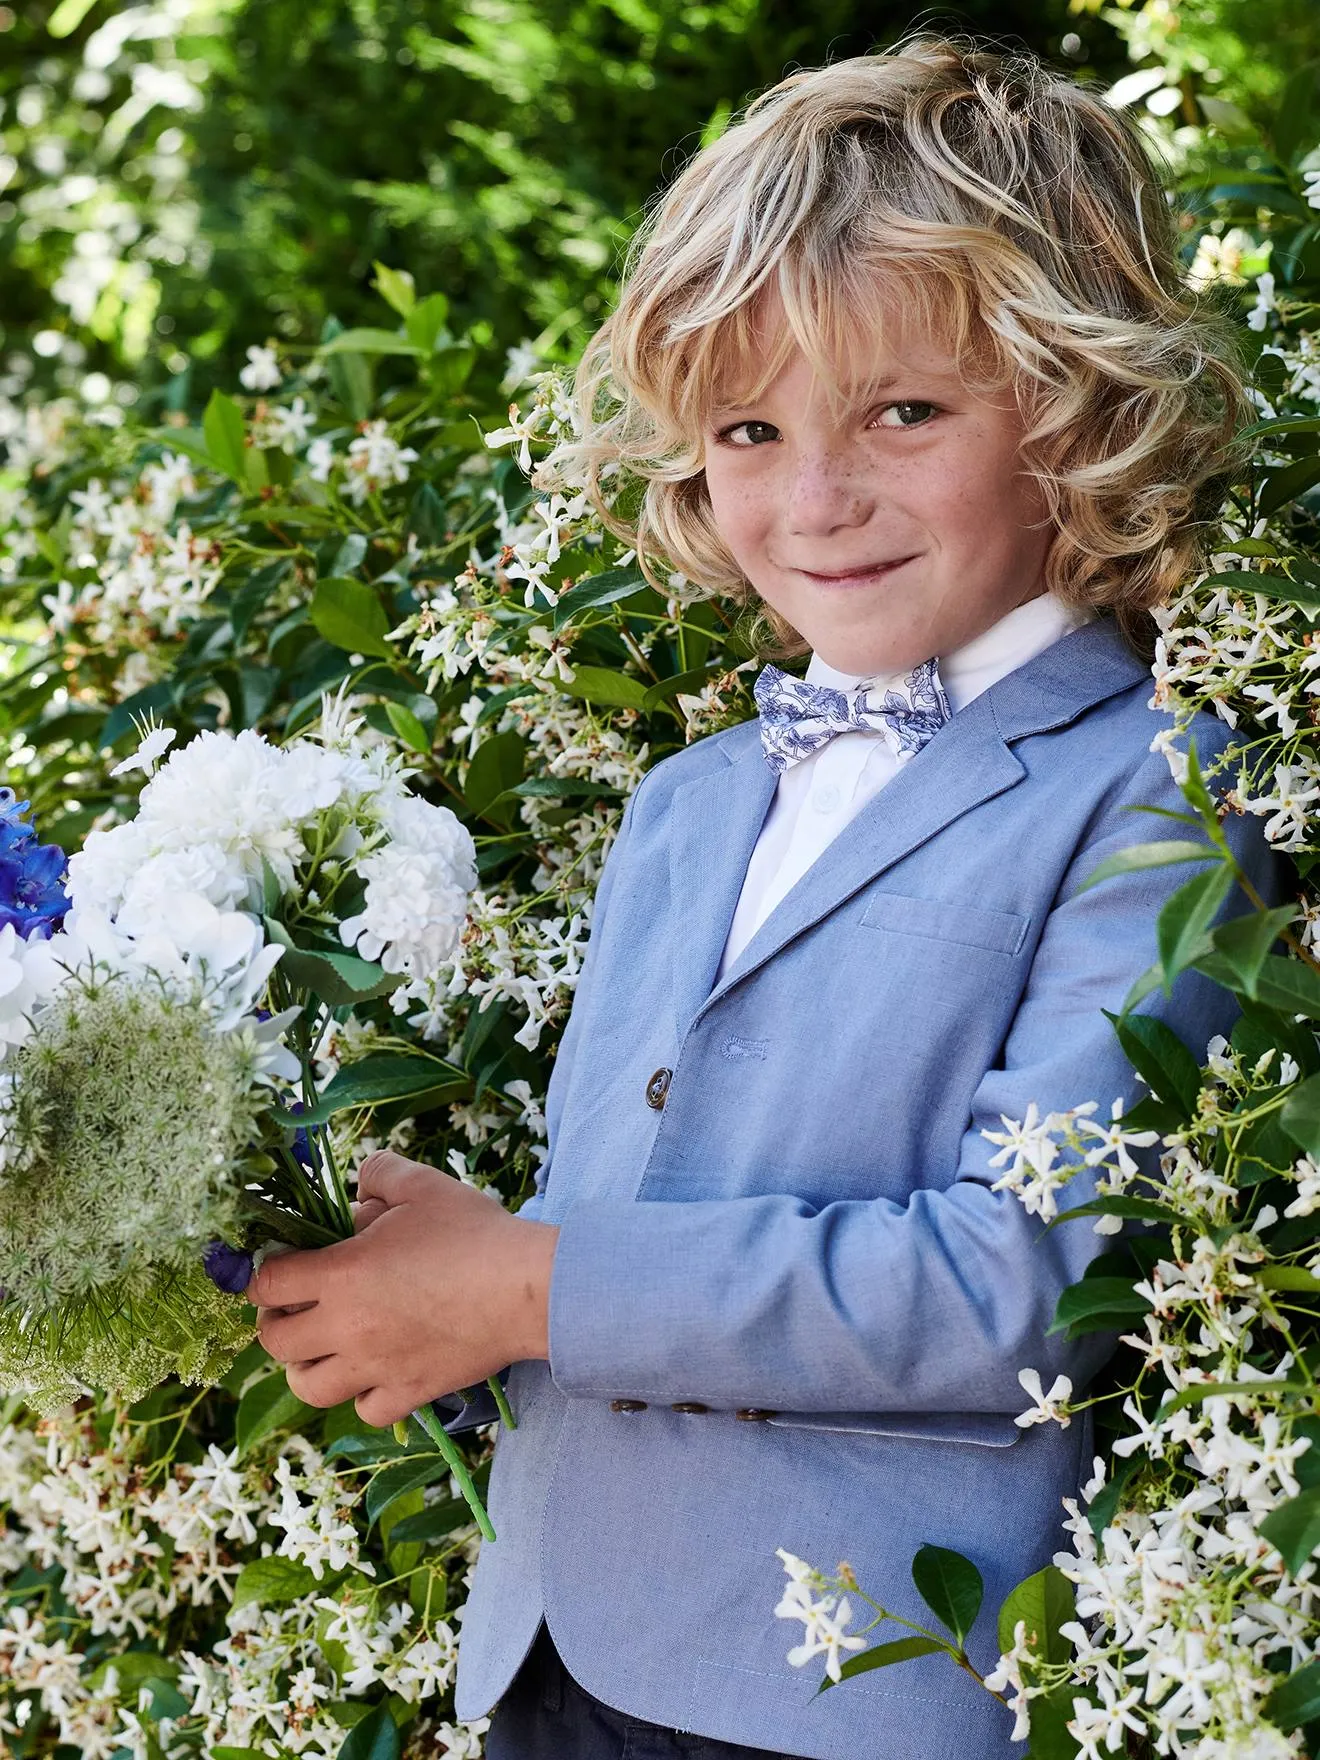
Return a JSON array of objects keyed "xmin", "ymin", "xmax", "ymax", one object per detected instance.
[
  {"xmin": 0, "ymin": 790, "xmax": 68, "ymax": 939},
  {"xmin": 202, "ymin": 1240, "xmax": 255, "ymax": 1295}
]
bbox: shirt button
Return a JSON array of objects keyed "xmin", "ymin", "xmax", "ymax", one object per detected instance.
[
  {"xmin": 610, "ymin": 1399, "xmax": 648, "ymax": 1413},
  {"xmin": 671, "ymin": 1402, "xmax": 709, "ymax": 1414},
  {"xmin": 735, "ymin": 1408, "xmax": 779, "ymax": 1422},
  {"xmin": 812, "ymin": 784, "xmax": 841, "ymax": 813},
  {"xmin": 645, "ymin": 1067, "xmax": 672, "ymax": 1109}
]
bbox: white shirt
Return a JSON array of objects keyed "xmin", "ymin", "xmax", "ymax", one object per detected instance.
[{"xmin": 715, "ymin": 592, "xmax": 1094, "ymax": 981}]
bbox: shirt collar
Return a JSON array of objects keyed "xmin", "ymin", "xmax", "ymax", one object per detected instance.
[{"xmin": 803, "ymin": 592, "xmax": 1095, "ymax": 715}]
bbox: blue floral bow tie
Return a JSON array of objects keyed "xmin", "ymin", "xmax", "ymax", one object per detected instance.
[{"xmin": 753, "ymin": 659, "xmax": 952, "ymax": 776}]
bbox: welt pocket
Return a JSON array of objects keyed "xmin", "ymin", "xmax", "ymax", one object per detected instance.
[
  {"xmin": 858, "ymin": 890, "xmax": 1029, "ymax": 956},
  {"xmin": 765, "ymin": 1410, "xmax": 1023, "ymax": 1449}
]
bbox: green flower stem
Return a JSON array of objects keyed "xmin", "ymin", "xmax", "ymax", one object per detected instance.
[
  {"xmin": 487, "ymin": 1374, "xmax": 517, "ymax": 1430},
  {"xmin": 411, "ymin": 1403, "xmax": 496, "ymax": 1542}
]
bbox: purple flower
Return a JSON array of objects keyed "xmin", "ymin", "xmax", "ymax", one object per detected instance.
[
  {"xmin": 203, "ymin": 1240, "xmax": 254, "ymax": 1295},
  {"xmin": 0, "ymin": 789, "xmax": 68, "ymax": 938}
]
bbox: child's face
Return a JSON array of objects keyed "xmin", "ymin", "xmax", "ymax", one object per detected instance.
[{"xmin": 701, "ymin": 311, "xmax": 1055, "ymax": 675}]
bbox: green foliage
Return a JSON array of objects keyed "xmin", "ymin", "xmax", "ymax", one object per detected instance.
[{"xmin": 0, "ymin": 0, "xmax": 1126, "ymax": 397}]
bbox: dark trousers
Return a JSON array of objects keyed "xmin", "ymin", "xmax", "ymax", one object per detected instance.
[{"xmin": 485, "ymin": 1625, "xmax": 800, "ymax": 1760}]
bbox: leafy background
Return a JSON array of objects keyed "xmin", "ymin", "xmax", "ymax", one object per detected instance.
[{"xmin": 1, "ymin": 1, "xmax": 1320, "ymax": 1756}]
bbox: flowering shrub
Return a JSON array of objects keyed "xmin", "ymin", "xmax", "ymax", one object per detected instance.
[{"xmin": 0, "ymin": 269, "xmax": 760, "ymax": 1752}]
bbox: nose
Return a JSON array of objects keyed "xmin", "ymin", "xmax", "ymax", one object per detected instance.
[{"xmin": 784, "ymin": 443, "xmax": 872, "ymax": 537}]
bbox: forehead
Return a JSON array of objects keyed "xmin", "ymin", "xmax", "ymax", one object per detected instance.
[{"xmin": 699, "ymin": 282, "xmax": 989, "ymax": 417}]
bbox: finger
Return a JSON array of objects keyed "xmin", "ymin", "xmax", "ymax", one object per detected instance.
[
  {"xmin": 258, "ymin": 1304, "xmax": 340, "ymax": 1367},
  {"xmin": 286, "ymin": 1357, "xmax": 366, "ymax": 1410},
  {"xmin": 355, "ymin": 1385, "xmax": 419, "ymax": 1429},
  {"xmin": 356, "ymin": 1149, "xmax": 440, "ymax": 1208},
  {"xmin": 247, "ymin": 1246, "xmax": 325, "ymax": 1311},
  {"xmin": 351, "ymin": 1197, "xmax": 388, "ymax": 1234}
]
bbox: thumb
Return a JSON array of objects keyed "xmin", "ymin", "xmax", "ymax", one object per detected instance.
[
  {"xmin": 351, "ymin": 1197, "xmax": 389, "ymax": 1234},
  {"xmin": 355, "ymin": 1148, "xmax": 436, "ymax": 1208}
]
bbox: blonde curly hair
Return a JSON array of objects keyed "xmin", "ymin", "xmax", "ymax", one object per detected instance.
[{"xmin": 547, "ymin": 32, "xmax": 1251, "ymax": 659}]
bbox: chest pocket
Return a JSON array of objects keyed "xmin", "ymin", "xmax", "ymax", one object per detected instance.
[{"xmin": 859, "ymin": 889, "xmax": 1030, "ymax": 957}]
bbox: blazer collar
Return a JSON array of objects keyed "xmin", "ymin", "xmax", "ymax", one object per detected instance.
[{"xmin": 666, "ymin": 617, "xmax": 1151, "ymax": 1029}]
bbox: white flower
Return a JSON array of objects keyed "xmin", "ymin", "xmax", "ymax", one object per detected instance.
[
  {"xmin": 1015, "ymin": 1367, "xmax": 1074, "ymax": 1429},
  {"xmin": 343, "ymin": 420, "xmax": 418, "ymax": 505},
  {"xmin": 238, "ymin": 344, "xmax": 282, "ymax": 391},
  {"xmin": 339, "ymin": 794, "xmax": 477, "ymax": 979},
  {"xmin": 0, "ymin": 924, "xmax": 66, "ymax": 1057},
  {"xmin": 306, "ymin": 435, "xmax": 335, "ymax": 482},
  {"xmin": 109, "ymin": 722, "xmax": 176, "ymax": 779},
  {"xmin": 1246, "ymin": 271, "xmax": 1277, "ymax": 332}
]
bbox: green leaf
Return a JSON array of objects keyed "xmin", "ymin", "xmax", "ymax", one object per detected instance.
[
  {"xmin": 429, "ymin": 343, "xmax": 477, "ymax": 396},
  {"xmin": 465, "ymin": 729, "xmax": 526, "ymax": 816},
  {"xmin": 1259, "ymin": 1266, "xmax": 1320, "ymax": 1293},
  {"xmin": 1254, "ymin": 955, "xmax": 1320, "ymax": 1022},
  {"xmin": 1079, "ymin": 839, "xmax": 1219, "ymax": 893},
  {"xmin": 367, "ymin": 1455, "xmax": 453, "ymax": 1527},
  {"xmin": 552, "ymin": 566, "xmax": 649, "ymax": 629},
  {"xmin": 1261, "ymin": 456, "xmax": 1320, "ymax": 517},
  {"xmin": 1047, "ymin": 1195, "xmax": 1180, "ymax": 1232},
  {"xmin": 1050, "ymin": 1276, "xmax": 1150, "ymax": 1339},
  {"xmin": 203, "ymin": 389, "xmax": 249, "ymax": 483},
  {"xmin": 1159, "ymin": 1380, "xmax": 1313, "ymax": 1417},
  {"xmin": 1198, "ymin": 906, "xmax": 1298, "ymax": 1000},
  {"xmin": 1156, "ymin": 864, "xmax": 1236, "ymax": 990},
  {"xmin": 554, "ymin": 665, "xmax": 651, "ymax": 710},
  {"xmin": 996, "ymin": 1565, "xmax": 1074, "ymax": 1665},
  {"xmin": 910, "ymin": 1544, "xmax": 983, "ymax": 1646},
  {"xmin": 320, "ymin": 327, "xmax": 424, "ymax": 358},
  {"xmin": 406, "ymin": 483, "xmax": 448, "ymax": 547},
  {"xmin": 818, "ymin": 1634, "xmax": 944, "ymax": 1692},
  {"xmin": 372, "ymin": 262, "xmax": 416, "ymax": 317},
  {"xmin": 385, "ymin": 700, "xmax": 431, "ymax": 752},
  {"xmin": 1260, "ymin": 1485, "xmax": 1320, "ymax": 1575},
  {"xmin": 85, "ymin": 1652, "xmax": 181, "ymax": 1693},
  {"xmin": 46, "ymin": 0, "xmax": 99, "ymax": 37},
  {"xmin": 1085, "ymin": 1453, "xmax": 1142, "ymax": 1540},
  {"xmin": 235, "ymin": 1372, "xmax": 314, "ymax": 1458},
  {"xmin": 1108, "ymin": 1010, "xmax": 1202, "ymax": 1117},
  {"xmin": 643, "ymin": 665, "xmax": 723, "ymax": 710},
  {"xmin": 336, "ymin": 1702, "xmax": 401, "ymax": 1760},
  {"xmin": 293, "ymin": 1052, "xmax": 468, "ymax": 1125},
  {"xmin": 211, "ymin": 1749, "xmax": 271, "ymax": 1760},
  {"xmin": 324, "ymin": 1433, "xmax": 411, "ymax": 1468},
  {"xmin": 1280, "ymin": 1073, "xmax": 1320, "ymax": 1161},
  {"xmin": 310, "ymin": 577, "xmax": 394, "ymax": 659},
  {"xmin": 1266, "ymin": 1658, "xmax": 1320, "ymax": 1733},
  {"xmin": 276, "ymin": 942, "xmax": 403, "ymax": 1009},
  {"xmin": 389, "ymin": 1490, "xmax": 487, "ymax": 1546},
  {"xmin": 405, "ymin": 293, "xmax": 451, "ymax": 356},
  {"xmin": 1020, "ymin": 1685, "xmax": 1086, "ymax": 1759},
  {"xmin": 231, "ymin": 1555, "xmax": 321, "ymax": 1612}
]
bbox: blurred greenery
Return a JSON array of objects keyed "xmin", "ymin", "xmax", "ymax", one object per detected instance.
[
  {"xmin": 0, "ymin": 0, "xmax": 1132, "ymax": 404},
  {"xmin": 0, "ymin": 0, "xmax": 1318, "ymax": 406}
]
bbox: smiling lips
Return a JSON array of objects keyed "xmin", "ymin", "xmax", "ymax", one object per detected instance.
[{"xmin": 797, "ymin": 555, "xmax": 920, "ymax": 585}]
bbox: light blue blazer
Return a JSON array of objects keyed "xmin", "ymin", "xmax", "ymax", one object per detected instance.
[{"xmin": 455, "ymin": 616, "xmax": 1279, "ymax": 1757}]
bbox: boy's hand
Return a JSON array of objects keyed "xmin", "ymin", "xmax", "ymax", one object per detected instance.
[{"xmin": 247, "ymin": 1151, "xmax": 557, "ymax": 1427}]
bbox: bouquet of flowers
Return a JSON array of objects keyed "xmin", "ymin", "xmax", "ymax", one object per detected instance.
[{"xmin": 0, "ymin": 697, "xmax": 503, "ymax": 1536}]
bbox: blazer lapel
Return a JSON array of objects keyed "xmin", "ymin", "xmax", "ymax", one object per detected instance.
[
  {"xmin": 667, "ymin": 726, "xmax": 778, "ymax": 1033},
  {"xmin": 669, "ymin": 617, "xmax": 1151, "ymax": 1029}
]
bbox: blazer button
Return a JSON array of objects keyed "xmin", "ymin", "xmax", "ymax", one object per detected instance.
[
  {"xmin": 645, "ymin": 1067, "xmax": 672, "ymax": 1109},
  {"xmin": 610, "ymin": 1399, "xmax": 648, "ymax": 1413},
  {"xmin": 671, "ymin": 1402, "xmax": 709, "ymax": 1414},
  {"xmin": 735, "ymin": 1408, "xmax": 779, "ymax": 1422}
]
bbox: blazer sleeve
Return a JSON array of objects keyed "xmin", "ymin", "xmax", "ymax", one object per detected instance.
[
  {"xmin": 515, "ymin": 778, "xmax": 646, "ymax": 1224},
  {"xmin": 544, "ymin": 742, "xmax": 1284, "ymax": 1415}
]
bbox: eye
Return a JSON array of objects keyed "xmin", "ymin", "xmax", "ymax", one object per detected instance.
[
  {"xmin": 716, "ymin": 419, "xmax": 781, "ymax": 447},
  {"xmin": 874, "ymin": 401, "xmax": 938, "ymax": 429}
]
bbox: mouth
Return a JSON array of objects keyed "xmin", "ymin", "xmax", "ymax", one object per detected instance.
[{"xmin": 796, "ymin": 555, "xmax": 920, "ymax": 586}]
